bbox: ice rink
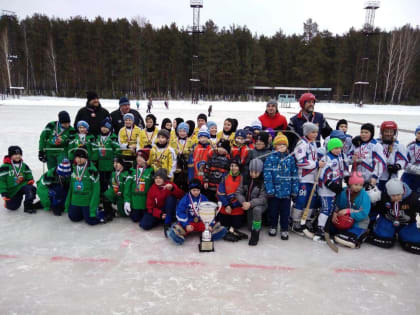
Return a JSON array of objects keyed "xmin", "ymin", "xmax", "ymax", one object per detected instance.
[{"xmin": 1, "ymin": 97, "xmax": 420, "ymax": 314}]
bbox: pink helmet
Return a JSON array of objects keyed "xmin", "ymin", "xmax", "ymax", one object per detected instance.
[
  {"xmin": 299, "ymin": 93, "xmax": 316, "ymax": 108},
  {"xmin": 348, "ymin": 171, "xmax": 364, "ymax": 186}
]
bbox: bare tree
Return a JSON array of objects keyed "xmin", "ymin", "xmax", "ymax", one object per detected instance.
[
  {"xmin": 1, "ymin": 29, "xmax": 11, "ymax": 88},
  {"xmin": 383, "ymin": 30, "xmax": 397, "ymax": 102},
  {"xmin": 46, "ymin": 33, "xmax": 58, "ymax": 94}
]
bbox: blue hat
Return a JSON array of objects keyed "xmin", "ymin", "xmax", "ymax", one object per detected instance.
[
  {"xmin": 77, "ymin": 120, "xmax": 89, "ymax": 130},
  {"xmin": 119, "ymin": 97, "xmax": 130, "ymax": 106},
  {"xmin": 197, "ymin": 126, "xmax": 210, "ymax": 138},
  {"xmin": 123, "ymin": 113, "xmax": 135, "ymax": 121},
  {"xmin": 330, "ymin": 130, "xmax": 346, "ymax": 141},
  {"xmin": 207, "ymin": 121, "xmax": 217, "ymax": 129},
  {"xmin": 235, "ymin": 129, "xmax": 248, "ymax": 139},
  {"xmin": 177, "ymin": 122, "xmax": 189, "ymax": 134},
  {"xmin": 57, "ymin": 159, "xmax": 72, "ymax": 177},
  {"xmin": 101, "ymin": 117, "xmax": 112, "ymax": 130},
  {"xmin": 415, "ymin": 125, "xmax": 420, "ymax": 135}
]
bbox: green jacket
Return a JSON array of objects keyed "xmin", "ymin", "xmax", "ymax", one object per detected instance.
[
  {"xmin": 91, "ymin": 134, "xmax": 120, "ymax": 172},
  {"xmin": 124, "ymin": 166, "xmax": 154, "ymax": 210},
  {"xmin": 36, "ymin": 167, "xmax": 71, "ymax": 210},
  {"xmin": 0, "ymin": 158, "xmax": 34, "ymax": 198},
  {"xmin": 67, "ymin": 134, "xmax": 95, "ymax": 161},
  {"xmin": 65, "ymin": 163, "xmax": 100, "ymax": 217},
  {"xmin": 104, "ymin": 169, "xmax": 130, "ymax": 216},
  {"xmin": 39, "ymin": 121, "xmax": 76, "ymax": 157}
]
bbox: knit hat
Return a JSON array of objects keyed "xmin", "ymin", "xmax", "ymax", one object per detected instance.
[
  {"xmin": 266, "ymin": 99, "xmax": 278, "ymax": 111},
  {"xmin": 415, "ymin": 125, "xmax": 420, "ymax": 135},
  {"xmin": 56, "ymin": 159, "xmax": 72, "ymax": 177},
  {"xmin": 177, "ymin": 122, "xmax": 190, "ymax": 134},
  {"xmin": 361, "ymin": 123, "xmax": 375, "ymax": 140},
  {"xmin": 154, "ymin": 168, "xmax": 168, "ymax": 181},
  {"xmin": 100, "ymin": 117, "xmax": 112, "ymax": 130},
  {"xmin": 119, "ymin": 97, "xmax": 130, "ymax": 106},
  {"xmin": 197, "ymin": 126, "xmax": 210, "ymax": 138},
  {"xmin": 8, "ymin": 145, "xmax": 22, "ymax": 156},
  {"xmin": 217, "ymin": 138, "xmax": 231, "ymax": 153},
  {"xmin": 189, "ymin": 178, "xmax": 202, "ymax": 190},
  {"xmin": 137, "ymin": 148, "xmax": 150, "ymax": 162},
  {"xmin": 86, "ymin": 91, "xmax": 98, "ymax": 102},
  {"xmin": 197, "ymin": 113, "xmax": 207, "ymax": 122},
  {"xmin": 330, "ymin": 130, "xmax": 346, "ymax": 141},
  {"xmin": 348, "ymin": 171, "xmax": 364, "ymax": 186},
  {"xmin": 254, "ymin": 132, "xmax": 269, "ymax": 146},
  {"xmin": 251, "ymin": 119, "xmax": 262, "ymax": 131},
  {"xmin": 186, "ymin": 120, "xmax": 196, "ymax": 138},
  {"xmin": 336, "ymin": 119, "xmax": 348, "ymax": 130},
  {"xmin": 249, "ymin": 158, "xmax": 263, "ymax": 173},
  {"xmin": 207, "ymin": 121, "xmax": 217, "ymax": 130},
  {"xmin": 123, "ymin": 113, "xmax": 135, "ymax": 122},
  {"xmin": 229, "ymin": 156, "xmax": 241, "ymax": 168},
  {"xmin": 386, "ymin": 178, "xmax": 404, "ymax": 196},
  {"xmin": 266, "ymin": 128, "xmax": 276, "ymax": 139},
  {"xmin": 273, "ymin": 134, "xmax": 289, "ymax": 147},
  {"xmin": 58, "ymin": 111, "xmax": 71, "ymax": 124},
  {"xmin": 303, "ymin": 122, "xmax": 319, "ymax": 136},
  {"xmin": 235, "ymin": 129, "xmax": 248, "ymax": 139},
  {"xmin": 74, "ymin": 147, "xmax": 88, "ymax": 159},
  {"xmin": 327, "ymin": 138, "xmax": 343, "ymax": 152},
  {"xmin": 77, "ymin": 120, "xmax": 89, "ymax": 130},
  {"xmin": 146, "ymin": 114, "xmax": 157, "ymax": 126},
  {"xmin": 157, "ymin": 129, "xmax": 170, "ymax": 139}
]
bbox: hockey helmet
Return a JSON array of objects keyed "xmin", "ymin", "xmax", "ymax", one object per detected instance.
[
  {"xmin": 299, "ymin": 93, "xmax": 316, "ymax": 109},
  {"xmin": 333, "ymin": 212, "xmax": 355, "ymax": 230}
]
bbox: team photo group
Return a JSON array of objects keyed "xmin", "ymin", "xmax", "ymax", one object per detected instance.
[{"xmin": 1, "ymin": 91, "xmax": 420, "ymax": 254}]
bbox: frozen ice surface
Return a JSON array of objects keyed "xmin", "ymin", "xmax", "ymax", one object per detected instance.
[{"xmin": 0, "ymin": 98, "xmax": 420, "ymax": 314}]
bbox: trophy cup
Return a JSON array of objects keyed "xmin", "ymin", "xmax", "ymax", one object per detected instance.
[{"xmin": 198, "ymin": 201, "xmax": 221, "ymax": 252}]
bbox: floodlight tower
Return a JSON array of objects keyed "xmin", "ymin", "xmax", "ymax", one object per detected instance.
[
  {"xmin": 353, "ymin": 1, "xmax": 380, "ymax": 104},
  {"xmin": 189, "ymin": 0, "xmax": 203, "ymax": 104}
]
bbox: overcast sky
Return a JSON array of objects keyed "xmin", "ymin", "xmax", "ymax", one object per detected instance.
[{"xmin": 2, "ymin": 0, "xmax": 419, "ymax": 36}]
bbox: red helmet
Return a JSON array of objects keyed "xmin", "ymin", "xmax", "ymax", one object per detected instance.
[
  {"xmin": 380, "ymin": 121, "xmax": 398, "ymax": 133},
  {"xmin": 333, "ymin": 213, "xmax": 355, "ymax": 230},
  {"xmin": 299, "ymin": 93, "xmax": 316, "ymax": 108}
]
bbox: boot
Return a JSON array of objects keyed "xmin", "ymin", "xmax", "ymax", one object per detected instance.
[
  {"xmin": 223, "ymin": 231, "xmax": 239, "ymax": 242},
  {"xmin": 103, "ymin": 201, "xmax": 114, "ymax": 222},
  {"xmin": 24, "ymin": 202, "xmax": 36, "ymax": 214},
  {"xmin": 313, "ymin": 226, "xmax": 326, "ymax": 243},
  {"xmin": 163, "ymin": 224, "xmax": 170, "ymax": 238},
  {"xmin": 233, "ymin": 229, "xmax": 248, "ymax": 240},
  {"xmin": 280, "ymin": 231, "xmax": 289, "ymax": 240},
  {"xmin": 32, "ymin": 200, "xmax": 43, "ymax": 210},
  {"xmin": 248, "ymin": 229, "xmax": 260, "ymax": 246},
  {"xmin": 268, "ymin": 228, "xmax": 277, "ymax": 237}
]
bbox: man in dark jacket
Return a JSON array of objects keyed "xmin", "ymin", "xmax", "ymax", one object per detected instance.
[
  {"xmin": 74, "ymin": 91, "xmax": 110, "ymax": 137},
  {"xmin": 287, "ymin": 93, "xmax": 332, "ymax": 150},
  {"xmin": 110, "ymin": 97, "xmax": 145, "ymax": 134}
]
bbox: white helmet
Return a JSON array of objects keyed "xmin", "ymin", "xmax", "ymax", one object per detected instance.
[{"xmin": 366, "ymin": 184, "xmax": 381, "ymax": 204}]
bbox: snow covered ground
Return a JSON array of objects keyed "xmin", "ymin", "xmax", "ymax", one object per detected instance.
[{"xmin": 0, "ymin": 97, "xmax": 420, "ymax": 314}]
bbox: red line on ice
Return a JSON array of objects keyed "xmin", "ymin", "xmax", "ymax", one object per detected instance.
[
  {"xmin": 0, "ymin": 254, "xmax": 18, "ymax": 259},
  {"xmin": 148, "ymin": 260, "xmax": 205, "ymax": 267},
  {"xmin": 121, "ymin": 240, "xmax": 132, "ymax": 248},
  {"xmin": 334, "ymin": 268, "xmax": 397, "ymax": 276},
  {"xmin": 50, "ymin": 256, "xmax": 112, "ymax": 263},
  {"xmin": 230, "ymin": 264, "xmax": 296, "ymax": 271}
]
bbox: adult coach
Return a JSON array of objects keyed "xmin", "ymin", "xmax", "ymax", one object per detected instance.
[
  {"xmin": 258, "ymin": 100, "xmax": 288, "ymax": 132},
  {"xmin": 288, "ymin": 93, "xmax": 332, "ymax": 150},
  {"xmin": 74, "ymin": 91, "xmax": 110, "ymax": 136},
  {"xmin": 110, "ymin": 97, "xmax": 145, "ymax": 134}
]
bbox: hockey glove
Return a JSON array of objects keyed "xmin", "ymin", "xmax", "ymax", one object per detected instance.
[
  {"xmin": 326, "ymin": 180, "xmax": 343, "ymax": 195},
  {"xmin": 38, "ymin": 150, "xmax": 47, "ymax": 163},
  {"xmin": 124, "ymin": 202, "xmax": 131, "ymax": 216},
  {"xmin": 387, "ymin": 164, "xmax": 401, "ymax": 175},
  {"xmin": 352, "ymin": 136, "xmax": 362, "ymax": 148}
]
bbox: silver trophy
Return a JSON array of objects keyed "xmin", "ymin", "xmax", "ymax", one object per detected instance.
[{"xmin": 198, "ymin": 201, "xmax": 221, "ymax": 252}]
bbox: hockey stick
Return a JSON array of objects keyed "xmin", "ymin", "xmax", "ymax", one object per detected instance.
[
  {"xmin": 301, "ymin": 168, "xmax": 322, "ymax": 238},
  {"xmin": 324, "ymin": 213, "xmax": 339, "ymax": 253}
]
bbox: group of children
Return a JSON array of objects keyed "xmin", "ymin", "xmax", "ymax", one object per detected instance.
[{"xmin": 1, "ymin": 99, "xmax": 420, "ymax": 255}]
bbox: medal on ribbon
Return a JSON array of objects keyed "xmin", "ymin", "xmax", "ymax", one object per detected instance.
[
  {"xmin": 135, "ymin": 167, "xmax": 145, "ymax": 192},
  {"xmin": 11, "ymin": 162, "xmax": 24, "ymax": 185},
  {"xmin": 189, "ymin": 193, "xmax": 201, "ymax": 223}
]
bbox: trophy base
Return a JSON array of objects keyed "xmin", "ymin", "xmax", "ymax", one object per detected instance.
[{"xmin": 199, "ymin": 240, "xmax": 214, "ymax": 252}]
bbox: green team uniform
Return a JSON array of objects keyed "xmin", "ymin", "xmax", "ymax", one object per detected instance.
[
  {"xmin": 36, "ymin": 167, "xmax": 70, "ymax": 211},
  {"xmin": 91, "ymin": 134, "xmax": 121, "ymax": 172},
  {"xmin": 39, "ymin": 121, "xmax": 76, "ymax": 169},
  {"xmin": 104, "ymin": 170, "xmax": 129, "ymax": 216},
  {"xmin": 67, "ymin": 134, "xmax": 95, "ymax": 162},
  {"xmin": 124, "ymin": 166, "xmax": 154, "ymax": 210},
  {"xmin": 0, "ymin": 160, "xmax": 33, "ymax": 198},
  {"xmin": 65, "ymin": 163, "xmax": 100, "ymax": 217}
]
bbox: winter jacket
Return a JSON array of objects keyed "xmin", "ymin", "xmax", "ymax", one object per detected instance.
[
  {"xmin": 288, "ymin": 111, "xmax": 332, "ymax": 150},
  {"xmin": 118, "ymin": 125, "xmax": 142, "ymax": 157},
  {"xmin": 39, "ymin": 121, "xmax": 76, "ymax": 158},
  {"xmin": 258, "ymin": 112, "xmax": 288, "ymax": 132},
  {"xmin": 148, "ymin": 144, "xmax": 177, "ymax": 180},
  {"xmin": 74, "ymin": 102, "xmax": 110, "ymax": 136},
  {"xmin": 348, "ymin": 139, "xmax": 386, "ymax": 181},
  {"xmin": 204, "ymin": 151, "xmax": 230, "ymax": 191},
  {"xmin": 188, "ymin": 143, "xmax": 211, "ymax": 183},
  {"xmin": 404, "ymin": 140, "xmax": 420, "ymax": 176},
  {"xmin": 217, "ymin": 173, "xmax": 243, "ymax": 215},
  {"xmin": 36, "ymin": 167, "xmax": 70, "ymax": 210},
  {"xmin": 294, "ymin": 137, "xmax": 321, "ymax": 184},
  {"xmin": 236, "ymin": 176, "xmax": 267, "ymax": 210},
  {"xmin": 176, "ymin": 193, "xmax": 209, "ymax": 228},
  {"xmin": 91, "ymin": 133, "xmax": 120, "ymax": 172},
  {"xmin": 104, "ymin": 170, "xmax": 130, "ymax": 215},
  {"xmin": 318, "ymin": 152, "xmax": 349, "ymax": 197},
  {"xmin": 263, "ymin": 151, "xmax": 299, "ymax": 199},
  {"xmin": 67, "ymin": 134, "xmax": 95, "ymax": 161},
  {"xmin": 216, "ymin": 131, "xmax": 236, "ymax": 146},
  {"xmin": 376, "ymin": 139, "xmax": 408, "ymax": 181},
  {"xmin": 231, "ymin": 143, "xmax": 250, "ymax": 166},
  {"xmin": 139, "ymin": 127, "xmax": 158, "ymax": 149},
  {"xmin": 0, "ymin": 157, "xmax": 34, "ymax": 198},
  {"xmin": 336, "ymin": 188, "xmax": 371, "ymax": 229},
  {"xmin": 124, "ymin": 166, "xmax": 154, "ymax": 210},
  {"xmin": 64, "ymin": 163, "xmax": 100, "ymax": 217},
  {"xmin": 170, "ymin": 137, "xmax": 194, "ymax": 174},
  {"xmin": 146, "ymin": 182, "xmax": 184, "ymax": 219},
  {"xmin": 110, "ymin": 108, "xmax": 145, "ymax": 134}
]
